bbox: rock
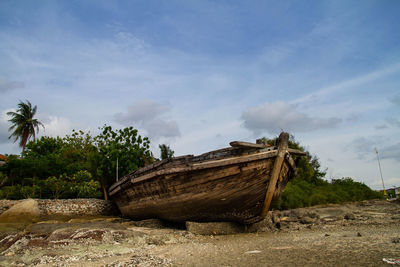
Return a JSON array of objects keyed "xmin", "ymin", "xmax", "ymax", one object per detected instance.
[
  {"xmin": 272, "ymin": 213, "xmax": 281, "ymax": 223},
  {"xmin": 37, "ymin": 199, "xmax": 120, "ymax": 217},
  {"xmin": 130, "ymin": 219, "xmax": 165, "ymax": 229},
  {"xmin": 246, "ymin": 214, "xmax": 275, "ymax": 233},
  {"xmin": 47, "ymin": 227, "xmax": 77, "ymax": 242},
  {"xmin": 186, "ymin": 221, "xmax": 244, "ymax": 235},
  {"xmin": 27, "ymin": 223, "xmax": 70, "ymax": 235},
  {"xmin": 0, "ymin": 233, "xmax": 22, "ymax": 253},
  {"xmin": 0, "ymin": 199, "xmax": 40, "ymax": 223},
  {"xmin": 300, "ymin": 216, "xmax": 315, "ymax": 224},
  {"xmin": 320, "ymin": 216, "xmax": 341, "ymax": 223},
  {"xmin": 104, "ymin": 217, "xmax": 126, "ymax": 223},
  {"xmin": 305, "ymin": 212, "xmax": 320, "ymax": 219},
  {"xmin": 1, "ymin": 236, "xmax": 29, "ymax": 255},
  {"xmin": 68, "ymin": 218, "xmax": 93, "ymax": 224},
  {"xmin": 317, "ymin": 207, "xmax": 346, "ymax": 219},
  {"xmin": 344, "ymin": 213, "xmax": 356, "ymax": 220},
  {"xmin": 282, "ymin": 209, "xmax": 299, "ymax": 218},
  {"xmin": 36, "ymin": 220, "xmax": 64, "ymax": 224},
  {"xmin": 71, "ymin": 228, "xmax": 108, "ymax": 241},
  {"xmin": 106, "ymin": 254, "xmax": 172, "ymax": 266},
  {"xmin": 391, "ymin": 237, "xmax": 400, "ymax": 244},
  {"xmin": 280, "ymin": 216, "xmax": 291, "ymax": 222}
]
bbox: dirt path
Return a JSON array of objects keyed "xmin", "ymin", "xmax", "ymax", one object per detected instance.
[
  {"xmin": 0, "ymin": 199, "xmax": 398, "ymax": 266},
  {"xmin": 158, "ymin": 224, "xmax": 399, "ymax": 266}
]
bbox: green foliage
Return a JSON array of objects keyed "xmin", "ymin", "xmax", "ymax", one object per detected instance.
[
  {"xmin": 7, "ymin": 100, "xmax": 44, "ymax": 153},
  {"xmin": 0, "ymin": 172, "xmax": 7, "ymax": 187},
  {"xmin": 159, "ymin": 144, "xmax": 174, "ymax": 160},
  {"xmin": 75, "ymin": 180, "xmax": 102, "ymax": 198},
  {"xmin": 0, "ymin": 185, "xmax": 24, "ymax": 200},
  {"xmin": 20, "ymin": 185, "xmax": 40, "ymax": 199},
  {"xmin": 45, "ymin": 176, "xmax": 66, "ymax": 199},
  {"xmin": 69, "ymin": 170, "xmax": 102, "ymax": 198},
  {"xmin": 93, "ymin": 125, "xmax": 153, "ymax": 199},
  {"xmin": 0, "ymin": 125, "xmax": 152, "ymax": 200},
  {"xmin": 260, "ymin": 135, "xmax": 383, "ymax": 210},
  {"xmin": 273, "ymin": 172, "xmax": 383, "ymax": 210}
]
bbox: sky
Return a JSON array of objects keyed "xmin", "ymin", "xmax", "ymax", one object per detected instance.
[{"xmin": 0, "ymin": 0, "xmax": 399, "ymax": 190}]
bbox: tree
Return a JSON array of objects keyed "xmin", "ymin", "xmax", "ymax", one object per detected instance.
[
  {"xmin": 0, "ymin": 172, "xmax": 7, "ymax": 188},
  {"xmin": 0, "ymin": 126, "xmax": 154, "ymax": 200},
  {"xmin": 7, "ymin": 100, "xmax": 44, "ymax": 154},
  {"xmin": 258, "ymin": 135, "xmax": 383, "ymax": 210},
  {"xmin": 93, "ymin": 125, "xmax": 153, "ymax": 199},
  {"xmin": 159, "ymin": 144, "xmax": 174, "ymax": 160}
]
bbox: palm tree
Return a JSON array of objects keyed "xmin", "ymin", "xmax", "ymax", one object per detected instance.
[{"xmin": 7, "ymin": 100, "xmax": 44, "ymax": 154}]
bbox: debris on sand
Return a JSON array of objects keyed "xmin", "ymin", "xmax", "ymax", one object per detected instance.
[
  {"xmin": 0, "ymin": 199, "xmax": 398, "ymax": 266},
  {"xmin": 383, "ymin": 258, "xmax": 400, "ymax": 265}
]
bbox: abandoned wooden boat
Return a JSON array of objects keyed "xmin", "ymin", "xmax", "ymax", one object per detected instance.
[{"xmin": 109, "ymin": 132, "xmax": 305, "ymax": 224}]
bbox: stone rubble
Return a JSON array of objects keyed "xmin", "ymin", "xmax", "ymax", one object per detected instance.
[{"xmin": 0, "ymin": 199, "xmax": 397, "ymax": 266}]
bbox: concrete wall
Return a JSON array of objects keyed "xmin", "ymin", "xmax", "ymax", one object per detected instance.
[{"xmin": 0, "ymin": 199, "xmax": 120, "ymax": 217}]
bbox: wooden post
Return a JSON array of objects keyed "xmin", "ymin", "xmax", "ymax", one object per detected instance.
[{"xmin": 261, "ymin": 132, "xmax": 289, "ymax": 218}]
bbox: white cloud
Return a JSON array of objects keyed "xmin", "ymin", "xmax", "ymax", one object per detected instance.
[
  {"xmin": 141, "ymin": 119, "xmax": 180, "ymax": 138},
  {"xmin": 369, "ymin": 177, "xmax": 399, "ymax": 190},
  {"xmin": 40, "ymin": 115, "xmax": 72, "ymax": 138},
  {"xmin": 350, "ymin": 136, "xmax": 381, "ymax": 160},
  {"xmin": 241, "ymin": 101, "xmax": 341, "ymax": 135},
  {"xmin": 114, "ymin": 100, "xmax": 180, "ymax": 139},
  {"xmin": 0, "ymin": 110, "xmax": 12, "ymax": 144},
  {"xmin": 114, "ymin": 100, "xmax": 169, "ymax": 123},
  {"xmin": 380, "ymin": 143, "xmax": 400, "ymax": 162}
]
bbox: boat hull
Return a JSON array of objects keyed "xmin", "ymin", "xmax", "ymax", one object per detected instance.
[{"xmin": 110, "ymin": 150, "xmax": 295, "ymax": 224}]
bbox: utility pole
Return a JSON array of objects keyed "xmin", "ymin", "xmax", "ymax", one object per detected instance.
[
  {"xmin": 116, "ymin": 157, "xmax": 119, "ymax": 182},
  {"xmin": 375, "ymin": 148, "xmax": 387, "ymax": 198}
]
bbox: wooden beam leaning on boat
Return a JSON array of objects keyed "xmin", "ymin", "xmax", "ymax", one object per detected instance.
[
  {"xmin": 231, "ymin": 132, "xmax": 306, "ymax": 218},
  {"xmin": 261, "ymin": 132, "xmax": 289, "ymax": 217}
]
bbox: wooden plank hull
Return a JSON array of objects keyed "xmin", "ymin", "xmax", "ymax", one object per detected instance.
[{"xmin": 110, "ymin": 136, "xmax": 300, "ymax": 224}]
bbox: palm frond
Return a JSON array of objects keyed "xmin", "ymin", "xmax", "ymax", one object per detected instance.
[{"xmin": 7, "ymin": 100, "xmax": 44, "ymax": 152}]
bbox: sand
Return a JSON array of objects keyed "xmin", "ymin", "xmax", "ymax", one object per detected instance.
[{"xmin": 0, "ymin": 199, "xmax": 398, "ymax": 266}]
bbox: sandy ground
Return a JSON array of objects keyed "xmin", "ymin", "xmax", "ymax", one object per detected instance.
[
  {"xmin": 0, "ymin": 199, "xmax": 398, "ymax": 266},
  {"xmin": 159, "ymin": 224, "xmax": 399, "ymax": 266}
]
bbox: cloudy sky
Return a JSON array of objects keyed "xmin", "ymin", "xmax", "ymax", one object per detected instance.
[{"xmin": 0, "ymin": 0, "xmax": 399, "ymax": 190}]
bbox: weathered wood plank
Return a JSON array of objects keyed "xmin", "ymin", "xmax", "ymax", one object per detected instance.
[
  {"xmin": 110, "ymin": 132, "xmax": 300, "ymax": 223},
  {"xmin": 287, "ymin": 148, "xmax": 307, "ymax": 156},
  {"xmin": 230, "ymin": 141, "xmax": 266, "ymax": 149},
  {"xmin": 125, "ymin": 150, "xmax": 278, "ymax": 186},
  {"xmin": 261, "ymin": 132, "xmax": 289, "ymax": 217}
]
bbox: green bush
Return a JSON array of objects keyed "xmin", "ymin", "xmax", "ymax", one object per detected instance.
[
  {"xmin": 0, "ymin": 126, "xmax": 153, "ymax": 200},
  {"xmin": 0, "ymin": 185, "xmax": 23, "ymax": 200},
  {"xmin": 273, "ymin": 177, "xmax": 384, "ymax": 210}
]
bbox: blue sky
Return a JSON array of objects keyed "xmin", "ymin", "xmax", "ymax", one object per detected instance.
[{"xmin": 0, "ymin": 0, "xmax": 399, "ymax": 189}]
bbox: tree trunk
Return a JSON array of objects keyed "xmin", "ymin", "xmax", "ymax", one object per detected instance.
[{"xmin": 101, "ymin": 182, "xmax": 108, "ymax": 200}]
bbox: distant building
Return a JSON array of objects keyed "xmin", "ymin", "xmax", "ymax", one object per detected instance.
[
  {"xmin": 395, "ymin": 187, "xmax": 400, "ymax": 199},
  {"xmin": 386, "ymin": 187, "xmax": 400, "ymax": 199},
  {"xmin": 0, "ymin": 154, "xmax": 6, "ymax": 166}
]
